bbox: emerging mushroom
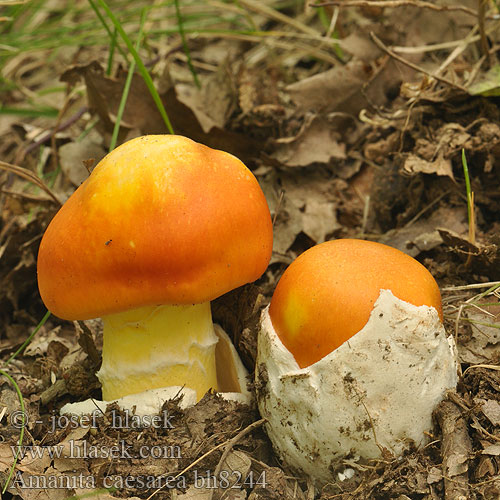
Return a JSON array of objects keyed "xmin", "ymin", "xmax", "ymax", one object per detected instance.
[
  {"xmin": 38, "ymin": 135, "xmax": 273, "ymax": 403},
  {"xmin": 256, "ymin": 239, "xmax": 458, "ymax": 483}
]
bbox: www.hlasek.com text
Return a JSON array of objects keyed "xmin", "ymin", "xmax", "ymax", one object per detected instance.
[{"xmin": 12, "ymin": 440, "xmax": 181, "ymax": 460}]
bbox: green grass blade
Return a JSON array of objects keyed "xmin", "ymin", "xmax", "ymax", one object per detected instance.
[
  {"xmin": 462, "ymin": 149, "xmax": 472, "ymax": 203},
  {"xmin": 0, "ymin": 106, "xmax": 59, "ymax": 117},
  {"xmin": 0, "ymin": 370, "xmax": 26, "ymax": 494},
  {"xmin": 94, "ymin": 0, "xmax": 174, "ymax": 134},
  {"xmin": 174, "ymin": 0, "xmax": 200, "ymax": 88},
  {"xmin": 4, "ymin": 310, "xmax": 51, "ymax": 366},
  {"xmin": 461, "ymin": 148, "xmax": 475, "ymax": 243},
  {"xmin": 106, "ymin": 26, "xmax": 118, "ymax": 75},
  {"xmin": 109, "ymin": 7, "xmax": 149, "ymax": 151},
  {"xmin": 87, "ymin": 0, "xmax": 130, "ymax": 64}
]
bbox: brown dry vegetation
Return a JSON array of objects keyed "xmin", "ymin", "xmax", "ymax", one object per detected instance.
[{"xmin": 0, "ymin": 0, "xmax": 500, "ymax": 499}]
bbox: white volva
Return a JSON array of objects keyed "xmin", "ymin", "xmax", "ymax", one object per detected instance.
[
  {"xmin": 256, "ymin": 289, "xmax": 458, "ymax": 484},
  {"xmin": 61, "ymin": 324, "xmax": 250, "ymax": 417}
]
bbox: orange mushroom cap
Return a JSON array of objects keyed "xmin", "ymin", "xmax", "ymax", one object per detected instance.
[
  {"xmin": 37, "ymin": 135, "xmax": 273, "ymax": 320},
  {"xmin": 269, "ymin": 239, "xmax": 443, "ymax": 368}
]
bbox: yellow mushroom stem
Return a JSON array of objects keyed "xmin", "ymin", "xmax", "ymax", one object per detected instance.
[{"xmin": 97, "ymin": 302, "xmax": 219, "ymax": 401}]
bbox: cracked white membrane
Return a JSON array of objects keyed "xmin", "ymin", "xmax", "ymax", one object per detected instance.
[{"xmin": 256, "ymin": 289, "xmax": 458, "ymax": 484}]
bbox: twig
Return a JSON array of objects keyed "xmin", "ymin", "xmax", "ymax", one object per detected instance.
[
  {"xmin": 463, "ymin": 363, "xmax": 500, "ymax": 376},
  {"xmin": 404, "ymin": 190, "xmax": 450, "ymax": 227},
  {"xmin": 442, "ymin": 281, "xmax": 500, "ymax": 291},
  {"xmin": 211, "ymin": 418, "xmax": 266, "ymax": 500},
  {"xmin": 195, "ymin": 32, "xmax": 340, "ymax": 65},
  {"xmin": 145, "ymin": 419, "xmax": 265, "ymax": 500},
  {"xmin": 145, "ymin": 443, "xmax": 228, "ymax": 499},
  {"xmin": 434, "ymin": 26, "xmax": 479, "ymax": 78},
  {"xmin": 21, "ymin": 106, "xmax": 88, "ymax": 158},
  {"xmin": 369, "ymin": 32, "xmax": 469, "ymax": 93},
  {"xmin": 40, "ymin": 379, "xmax": 68, "ymax": 405},
  {"xmin": 0, "ymin": 160, "xmax": 63, "ymax": 206},
  {"xmin": 359, "ymin": 399, "xmax": 387, "ymax": 457},
  {"xmin": 454, "ymin": 301, "xmax": 466, "ymax": 348},
  {"xmin": 325, "ymin": 6, "xmax": 339, "ymax": 39},
  {"xmin": 239, "ymin": 0, "xmax": 319, "ymax": 36},
  {"xmin": 478, "ymin": 0, "xmax": 491, "ymax": 66},
  {"xmin": 465, "ymin": 54, "xmax": 487, "ymax": 87},
  {"xmin": 312, "ymin": 0, "xmax": 478, "ymax": 17},
  {"xmin": 471, "ymin": 414, "xmax": 500, "ymax": 442},
  {"xmin": 213, "ymin": 418, "xmax": 266, "ymax": 477},
  {"xmin": 434, "ymin": 399, "xmax": 472, "ymax": 500},
  {"xmin": 393, "ymin": 38, "xmax": 481, "ymax": 55},
  {"xmin": 0, "ymin": 188, "xmax": 57, "ymax": 202},
  {"xmin": 272, "ymin": 190, "xmax": 284, "ymax": 227}
]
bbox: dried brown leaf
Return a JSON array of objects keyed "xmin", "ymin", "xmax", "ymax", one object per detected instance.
[
  {"xmin": 286, "ymin": 61, "xmax": 370, "ymax": 114},
  {"xmin": 272, "ymin": 115, "xmax": 346, "ymax": 167},
  {"xmin": 379, "ymin": 205, "xmax": 467, "ymax": 257},
  {"xmin": 175, "ymin": 63, "xmax": 237, "ymax": 133},
  {"xmin": 59, "ymin": 132, "xmax": 105, "ymax": 186},
  {"xmin": 259, "ymin": 169, "xmax": 340, "ymax": 258},
  {"xmin": 480, "ymin": 399, "xmax": 500, "ymax": 427},
  {"xmin": 403, "ymin": 153, "xmax": 454, "ymax": 179},
  {"xmin": 61, "ymin": 61, "xmax": 167, "ymax": 136},
  {"xmin": 482, "ymin": 444, "xmax": 500, "ymax": 456}
]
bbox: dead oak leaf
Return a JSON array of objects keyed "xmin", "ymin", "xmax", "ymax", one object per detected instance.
[
  {"xmin": 61, "ymin": 61, "xmax": 167, "ymax": 135},
  {"xmin": 479, "ymin": 399, "xmax": 500, "ymax": 427},
  {"xmin": 286, "ymin": 61, "xmax": 370, "ymax": 114},
  {"xmin": 403, "ymin": 153, "xmax": 454, "ymax": 180},
  {"xmin": 259, "ymin": 168, "xmax": 340, "ymax": 258},
  {"xmin": 271, "ymin": 114, "xmax": 346, "ymax": 168}
]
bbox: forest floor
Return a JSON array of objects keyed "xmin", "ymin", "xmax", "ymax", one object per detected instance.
[{"xmin": 0, "ymin": 1, "xmax": 499, "ymax": 499}]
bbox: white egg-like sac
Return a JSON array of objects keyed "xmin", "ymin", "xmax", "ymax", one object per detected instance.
[{"xmin": 256, "ymin": 289, "xmax": 458, "ymax": 484}]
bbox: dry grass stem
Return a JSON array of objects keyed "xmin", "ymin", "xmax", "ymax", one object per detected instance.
[
  {"xmin": 196, "ymin": 32, "xmax": 340, "ymax": 65},
  {"xmin": 312, "ymin": 0, "xmax": 478, "ymax": 17},
  {"xmin": 210, "ymin": 418, "xmax": 266, "ymax": 499},
  {"xmin": 369, "ymin": 32, "xmax": 469, "ymax": 93},
  {"xmin": 0, "ymin": 160, "xmax": 62, "ymax": 206},
  {"xmin": 146, "ymin": 419, "xmax": 265, "ymax": 500},
  {"xmin": 442, "ymin": 282, "xmax": 500, "ymax": 291},
  {"xmin": 213, "ymin": 418, "xmax": 266, "ymax": 478},
  {"xmin": 478, "ymin": 0, "xmax": 491, "ymax": 66},
  {"xmin": 434, "ymin": 27, "xmax": 479, "ymax": 78},
  {"xmin": 238, "ymin": 0, "xmax": 318, "ymax": 36},
  {"xmin": 463, "ymin": 364, "xmax": 500, "ymax": 376}
]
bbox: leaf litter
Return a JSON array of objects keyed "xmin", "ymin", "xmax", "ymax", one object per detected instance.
[{"xmin": 1, "ymin": 0, "xmax": 500, "ymax": 498}]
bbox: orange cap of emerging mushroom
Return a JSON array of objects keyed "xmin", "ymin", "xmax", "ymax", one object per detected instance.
[
  {"xmin": 269, "ymin": 239, "xmax": 443, "ymax": 368},
  {"xmin": 37, "ymin": 135, "xmax": 273, "ymax": 320}
]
